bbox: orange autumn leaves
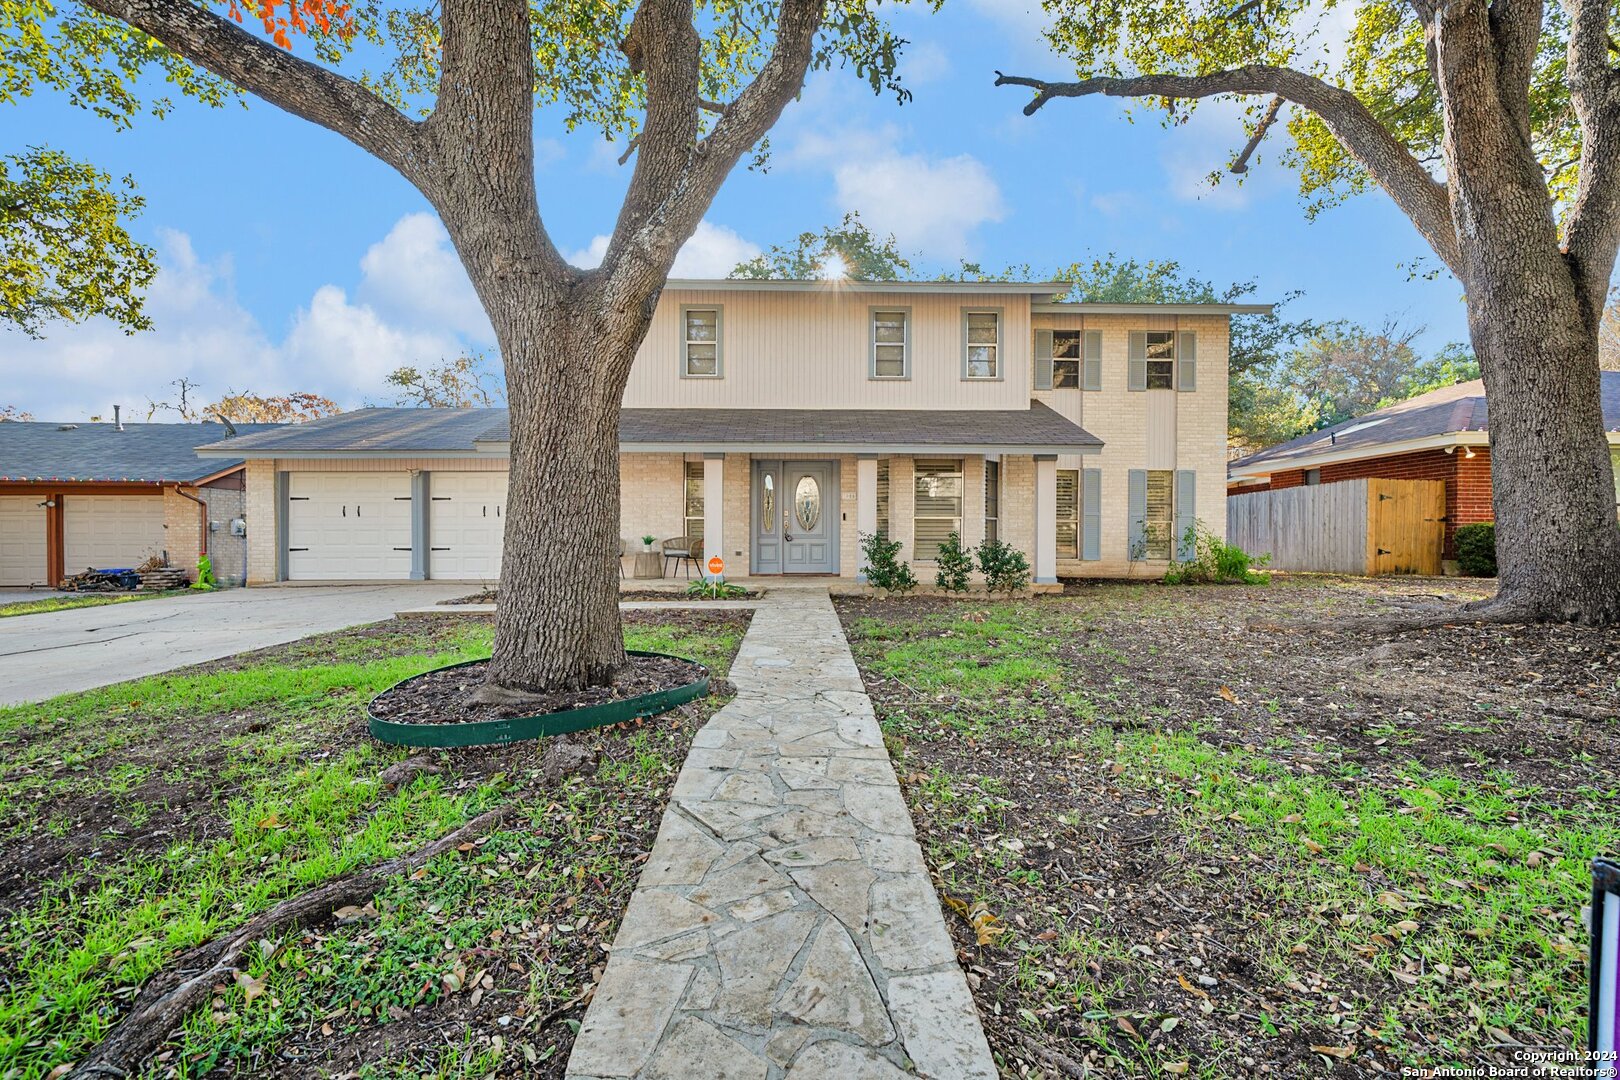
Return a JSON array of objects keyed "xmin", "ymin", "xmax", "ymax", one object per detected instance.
[{"xmin": 225, "ymin": 0, "xmax": 356, "ymax": 49}]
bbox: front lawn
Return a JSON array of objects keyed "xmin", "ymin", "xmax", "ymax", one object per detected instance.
[
  {"xmin": 0, "ymin": 590, "xmax": 186, "ymax": 618},
  {"xmin": 0, "ymin": 608, "xmax": 748, "ymax": 1079},
  {"xmin": 838, "ymin": 576, "xmax": 1619, "ymax": 1079}
]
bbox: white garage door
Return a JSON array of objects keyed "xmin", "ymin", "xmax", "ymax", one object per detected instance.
[
  {"xmin": 64, "ymin": 495, "xmax": 167, "ymax": 572},
  {"xmin": 287, "ymin": 472, "xmax": 412, "ymax": 580},
  {"xmin": 429, "ymin": 473, "xmax": 507, "ymax": 581},
  {"xmin": 0, "ymin": 496, "xmax": 48, "ymax": 585}
]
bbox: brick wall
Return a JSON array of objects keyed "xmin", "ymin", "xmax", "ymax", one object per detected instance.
[
  {"xmin": 1312, "ymin": 446, "xmax": 1492, "ymax": 557},
  {"xmin": 244, "ymin": 459, "xmax": 277, "ymax": 584}
]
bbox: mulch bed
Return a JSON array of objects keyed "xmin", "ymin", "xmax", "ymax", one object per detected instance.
[
  {"xmin": 836, "ymin": 577, "xmax": 1620, "ymax": 1079},
  {"xmin": 368, "ymin": 653, "xmax": 707, "ymax": 725}
]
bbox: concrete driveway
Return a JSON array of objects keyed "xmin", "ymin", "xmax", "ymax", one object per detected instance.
[{"xmin": 0, "ymin": 584, "xmax": 469, "ymax": 707}]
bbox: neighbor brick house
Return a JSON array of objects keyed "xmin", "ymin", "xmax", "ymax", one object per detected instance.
[
  {"xmin": 197, "ymin": 279, "xmax": 1261, "ymax": 584},
  {"xmin": 0, "ymin": 418, "xmax": 278, "ymax": 587},
  {"xmin": 1227, "ymin": 372, "xmax": 1620, "ymax": 560}
]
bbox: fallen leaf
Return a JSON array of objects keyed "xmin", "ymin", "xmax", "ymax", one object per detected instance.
[
  {"xmin": 256, "ymin": 812, "xmax": 285, "ymax": 830},
  {"xmin": 1164, "ymin": 1063, "xmax": 1189, "ymax": 1075},
  {"xmin": 1310, "ymin": 1044, "xmax": 1356, "ymax": 1059},
  {"xmin": 234, "ymin": 970, "xmax": 267, "ymax": 1005}
]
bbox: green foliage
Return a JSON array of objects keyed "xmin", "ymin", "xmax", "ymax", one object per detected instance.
[
  {"xmin": 685, "ymin": 575, "xmax": 747, "ymax": 599},
  {"xmin": 731, "ymin": 210, "xmax": 913, "ymax": 281},
  {"xmin": 933, "ymin": 531, "xmax": 974, "ymax": 592},
  {"xmin": 0, "ymin": 148, "xmax": 155, "ymax": 336},
  {"xmin": 385, "ymin": 353, "xmax": 504, "ymax": 407},
  {"xmin": 860, "ymin": 531, "xmax": 917, "ymax": 593},
  {"xmin": 975, "ymin": 537, "xmax": 1030, "ymax": 594},
  {"xmin": 1163, "ymin": 521, "xmax": 1270, "ymax": 584},
  {"xmin": 640, "ymin": 534, "xmax": 656, "ymax": 547},
  {"xmin": 192, "ymin": 553, "xmax": 216, "ymax": 591},
  {"xmin": 1454, "ymin": 523, "xmax": 1498, "ymax": 577}
]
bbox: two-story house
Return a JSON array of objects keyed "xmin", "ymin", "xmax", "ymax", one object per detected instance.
[{"xmin": 198, "ymin": 279, "xmax": 1263, "ymax": 584}]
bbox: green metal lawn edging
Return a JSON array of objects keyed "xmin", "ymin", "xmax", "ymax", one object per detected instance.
[{"xmin": 368, "ymin": 650, "xmax": 710, "ymax": 748}]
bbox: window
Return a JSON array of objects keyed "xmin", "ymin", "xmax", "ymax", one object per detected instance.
[
  {"xmin": 1056, "ymin": 469, "xmax": 1079, "ymax": 559},
  {"xmin": 684, "ymin": 460, "xmax": 705, "ymax": 542},
  {"xmin": 683, "ymin": 307, "xmax": 721, "ymax": 377},
  {"xmin": 1052, "ymin": 331, "xmax": 1081, "ymax": 389},
  {"xmin": 984, "ymin": 459, "xmax": 1000, "ymax": 543},
  {"xmin": 872, "ymin": 309, "xmax": 909, "ymax": 378},
  {"xmin": 1144, "ymin": 470, "xmax": 1174, "ymax": 559},
  {"xmin": 964, "ymin": 311, "xmax": 1000, "ymax": 379},
  {"xmin": 876, "ymin": 459, "xmax": 891, "ymax": 539},
  {"xmin": 1146, "ymin": 331, "xmax": 1175, "ymax": 389},
  {"xmin": 1304, "ymin": 468, "xmax": 1321, "ymax": 486},
  {"xmin": 914, "ymin": 458, "xmax": 963, "ymax": 560}
]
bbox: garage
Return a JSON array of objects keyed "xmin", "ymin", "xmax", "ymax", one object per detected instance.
[
  {"xmin": 429, "ymin": 472, "xmax": 507, "ymax": 580},
  {"xmin": 63, "ymin": 495, "xmax": 167, "ymax": 572},
  {"xmin": 0, "ymin": 495, "xmax": 47, "ymax": 585},
  {"xmin": 287, "ymin": 472, "xmax": 412, "ymax": 580}
]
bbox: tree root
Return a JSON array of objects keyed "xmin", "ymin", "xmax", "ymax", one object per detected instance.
[
  {"xmin": 73, "ymin": 805, "xmax": 515, "ymax": 1079},
  {"xmin": 1009, "ymin": 1029, "xmax": 1091, "ymax": 1078},
  {"xmin": 1248, "ymin": 600, "xmax": 1549, "ymax": 637}
]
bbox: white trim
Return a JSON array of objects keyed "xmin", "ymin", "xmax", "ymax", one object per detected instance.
[
  {"xmin": 232, "ymin": 442, "xmax": 1104, "ymax": 459},
  {"xmin": 1227, "ymin": 431, "xmax": 1491, "ymax": 480},
  {"xmin": 1033, "ymin": 302, "xmax": 1274, "ymax": 315},
  {"xmin": 667, "ymin": 278, "xmax": 1067, "ymax": 296}
]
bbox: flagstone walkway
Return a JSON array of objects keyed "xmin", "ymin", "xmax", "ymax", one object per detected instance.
[{"xmin": 565, "ymin": 586, "xmax": 995, "ymax": 1080}]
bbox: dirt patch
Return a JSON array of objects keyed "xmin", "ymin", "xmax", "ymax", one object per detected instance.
[{"xmin": 443, "ymin": 588, "xmax": 757, "ymax": 604}]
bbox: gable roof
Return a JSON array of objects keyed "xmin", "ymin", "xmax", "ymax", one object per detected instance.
[
  {"xmin": 1230, "ymin": 371, "xmax": 1620, "ymax": 478},
  {"xmin": 0, "ymin": 421, "xmax": 282, "ymax": 483},
  {"xmin": 199, "ymin": 403, "xmax": 1103, "ymax": 457}
]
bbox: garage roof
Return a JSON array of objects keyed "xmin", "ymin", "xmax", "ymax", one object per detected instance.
[
  {"xmin": 0, "ymin": 421, "xmax": 281, "ymax": 483},
  {"xmin": 198, "ymin": 404, "xmax": 1103, "ymax": 457}
]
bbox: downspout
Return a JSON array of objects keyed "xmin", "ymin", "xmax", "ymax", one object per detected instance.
[{"xmin": 174, "ymin": 484, "xmax": 208, "ymax": 567}]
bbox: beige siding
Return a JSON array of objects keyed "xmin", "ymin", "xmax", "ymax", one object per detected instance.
[{"xmin": 622, "ymin": 289, "xmax": 1033, "ymax": 411}]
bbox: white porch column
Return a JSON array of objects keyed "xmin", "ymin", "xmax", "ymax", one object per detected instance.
[
  {"xmin": 703, "ymin": 453, "xmax": 725, "ymax": 579},
  {"xmin": 1034, "ymin": 454, "xmax": 1058, "ymax": 584},
  {"xmin": 856, "ymin": 455, "xmax": 878, "ymax": 581}
]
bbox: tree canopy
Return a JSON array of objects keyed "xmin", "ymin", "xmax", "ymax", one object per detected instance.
[{"xmin": 730, "ymin": 210, "xmax": 914, "ymax": 280}]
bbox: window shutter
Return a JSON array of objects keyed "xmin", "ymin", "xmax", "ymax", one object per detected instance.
[
  {"xmin": 1128, "ymin": 331, "xmax": 1148, "ymax": 392},
  {"xmin": 1177, "ymin": 331, "xmax": 1196, "ymax": 392},
  {"xmin": 1175, "ymin": 469, "xmax": 1197, "ymax": 560},
  {"xmin": 1083, "ymin": 330, "xmax": 1103, "ymax": 391},
  {"xmin": 1034, "ymin": 329, "xmax": 1054, "ymax": 390},
  {"xmin": 1082, "ymin": 468, "xmax": 1102, "ymax": 560},
  {"xmin": 1127, "ymin": 469, "xmax": 1148, "ymax": 560}
]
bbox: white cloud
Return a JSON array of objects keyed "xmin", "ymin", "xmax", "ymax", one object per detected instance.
[
  {"xmin": 357, "ymin": 213, "xmax": 493, "ymax": 344},
  {"xmin": 899, "ymin": 40, "xmax": 952, "ymax": 85},
  {"xmin": 567, "ymin": 221, "xmax": 761, "ymax": 277}
]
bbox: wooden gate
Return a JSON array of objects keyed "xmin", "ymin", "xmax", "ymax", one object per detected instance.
[{"xmin": 1366, "ymin": 478, "xmax": 1446, "ymax": 575}]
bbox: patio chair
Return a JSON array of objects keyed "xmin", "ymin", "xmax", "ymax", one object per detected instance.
[
  {"xmin": 662, "ymin": 536, "xmax": 700, "ymax": 579},
  {"xmin": 619, "ymin": 538, "xmax": 628, "ymax": 579}
]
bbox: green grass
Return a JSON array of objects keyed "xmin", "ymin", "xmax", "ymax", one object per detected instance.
[
  {"xmin": 0, "ymin": 590, "xmax": 185, "ymax": 618},
  {"xmin": 0, "ymin": 613, "xmax": 746, "ymax": 1079}
]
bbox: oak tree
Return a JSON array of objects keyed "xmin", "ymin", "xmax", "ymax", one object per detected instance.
[
  {"xmin": 999, "ymin": 0, "xmax": 1620, "ymax": 622},
  {"xmin": 16, "ymin": 0, "xmax": 924, "ymax": 694}
]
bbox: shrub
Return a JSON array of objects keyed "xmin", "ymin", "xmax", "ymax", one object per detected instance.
[
  {"xmin": 686, "ymin": 576, "xmax": 747, "ymax": 599},
  {"xmin": 860, "ymin": 532, "xmax": 917, "ymax": 593},
  {"xmin": 976, "ymin": 537, "xmax": 1030, "ymax": 594},
  {"xmin": 192, "ymin": 554, "xmax": 217, "ymax": 591},
  {"xmin": 1162, "ymin": 521, "xmax": 1270, "ymax": 585},
  {"xmin": 1454, "ymin": 522, "xmax": 1497, "ymax": 577},
  {"xmin": 934, "ymin": 532, "xmax": 974, "ymax": 592}
]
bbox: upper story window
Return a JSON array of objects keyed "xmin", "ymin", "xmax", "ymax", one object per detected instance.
[
  {"xmin": 1146, "ymin": 331, "xmax": 1176, "ymax": 389},
  {"xmin": 682, "ymin": 307, "xmax": 722, "ymax": 378},
  {"xmin": 963, "ymin": 310, "xmax": 1001, "ymax": 379},
  {"xmin": 1052, "ymin": 331, "xmax": 1082, "ymax": 388},
  {"xmin": 871, "ymin": 309, "xmax": 909, "ymax": 378}
]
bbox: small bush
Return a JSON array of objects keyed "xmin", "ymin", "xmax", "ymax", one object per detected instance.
[
  {"xmin": 934, "ymin": 532, "xmax": 974, "ymax": 592},
  {"xmin": 1163, "ymin": 521, "xmax": 1270, "ymax": 585},
  {"xmin": 1454, "ymin": 522, "xmax": 1497, "ymax": 577},
  {"xmin": 686, "ymin": 576, "xmax": 748, "ymax": 599},
  {"xmin": 861, "ymin": 532, "xmax": 917, "ymax": 593},
  {"xmin": 976, "ymin": 537, "xmax": 1030, "ymax": 594}
]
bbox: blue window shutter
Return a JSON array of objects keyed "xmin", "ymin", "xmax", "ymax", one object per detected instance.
[
  {"xmin": 1177, "ymin": 331, "xmax": 1196, "ymax": 392},
  {"xmin": 1128, "ymin": 331, "xmax": 1148, "ymax": 392},
  {"xmin": 1175, "ymin": 470, "xmax": 1197, "ymax": 560},
  {"xmin": 1083, "ymin": 330, "xmax": 1103, "ymax": 391},
  {"xmin": 1034, "ymin": 329, "xmax": 1054, "ymax": 390},
  {"xmin": 1082, "ymin": 468, "xmax": 1102, "ymax": 560},
  {"xmin": 1127, "ymin": 469, "xmax": 1148, "ymax": 560}
]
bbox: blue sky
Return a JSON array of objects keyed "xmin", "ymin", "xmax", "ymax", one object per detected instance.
[{"xmin": 5, "ymin": 0, "xmax": 1469, "ymax": 419}]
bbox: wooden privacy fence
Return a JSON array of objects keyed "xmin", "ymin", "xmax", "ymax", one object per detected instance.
[{"xmin": 1227, "ymin": 478, "xmax": 1447, "ymax": 576}]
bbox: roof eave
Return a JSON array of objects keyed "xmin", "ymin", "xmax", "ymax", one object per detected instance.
[
  {"xmin": 1227, "ymin": 430, "xmax": 1492, "ymax": 478},
  {"xmin": 1031, "ymin": 302, "xmax": 1274, "ymax": 315}
]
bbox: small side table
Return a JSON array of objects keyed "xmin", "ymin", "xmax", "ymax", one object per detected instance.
[{"xmin": 632, "ymin": 552, "xmax": 663, "ymax": 579}]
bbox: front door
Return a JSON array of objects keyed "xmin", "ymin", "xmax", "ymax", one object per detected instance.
[{"xmin": 752, "ymin": 460, "xmax": 838, "ymax": 574}]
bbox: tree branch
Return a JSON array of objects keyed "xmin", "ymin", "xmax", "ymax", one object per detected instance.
[
  {"xmin": 75, "ymin": 0, "xmax": 423, "ymax": 183},
  {"xmin": 1562, "ymin": 0, "xmax": 1620, "ymax": 323},
  {"xmin": 994, "ymin": 66, "xmax": 1464, "ymax": 277},
  {"xmin": 1230, "ymin": 95, "xmax": 1284, "ymax": 173}
]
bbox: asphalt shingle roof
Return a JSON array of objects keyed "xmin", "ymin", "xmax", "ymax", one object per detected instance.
[
  {"xmin": 0, "ymin": 421, "xmax": 281, "ymax": 483},
  {"xmin": 200, "ymin": 404, "xmax": 1102, "ymax": 454},
  {"xmin": 1231, "ymin": 371, "xmax": 1620, "ymax": 475}
]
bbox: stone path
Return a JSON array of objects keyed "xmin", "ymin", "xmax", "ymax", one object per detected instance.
[{"xmin": 565, "ymin": 587, "xmax": 995, "ymax": 1080}]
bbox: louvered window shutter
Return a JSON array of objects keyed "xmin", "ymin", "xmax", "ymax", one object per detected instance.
[
  {"xmin": 1128, "ymin": 331, "xmax": 1148, "ymax": 392},
  {"xmin": 1127, "ymin": 469, "xmax": 1148, "ymax": 559},
  {"xmin": 1083, "ymin": 330, "xmax": 1102, "ymax": 391},
  {"xmin": 1082, "ymin": 469, "xmax": 1102, "ymax": 560},
  {"xmin": 1177, "ymin": 331, "xmax": 1196, "ymax": 392},
  {"xmin": 1034, "ymin": 329, "xmax": 1054, "ymax": 391},
  {"xmin": 1174, "ymin": 470, "xmax": 1197, "ymax": 559}
]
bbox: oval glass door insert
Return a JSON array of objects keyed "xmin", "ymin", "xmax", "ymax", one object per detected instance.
[
  {"xmin": 762, "ymin": 474, "xmax": 775, "ymax": 533},
  {"xmin": 794, "ymin": 475, "xmax": 821, "ymax": 532}
]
